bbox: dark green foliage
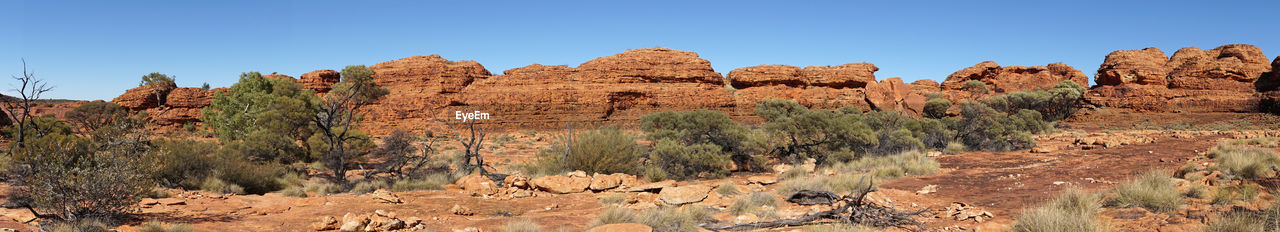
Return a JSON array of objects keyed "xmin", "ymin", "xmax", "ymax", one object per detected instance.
[
  {"xmin": 151, "ymin": 139, "xmax": 290, "ymax": 194},
  {"xmin": 1, "ymin": 115, "xmax": 73, "ymax": 142},
  {"xmin": 954, "ymin": 103, "xmax": 1042, "ymax": 152},
  {"xmin": 923, "ymin": 98, "xmax": 951, "ymax": 119},
  {"xmin": 981, "ymin": 81, "xmax": 1085, "ymax": 121},
  {"xmin": 139, "ymin": 72, "xmax": 176, "ymax": 87},
  {"xmin": 963, "ymin": 80, "xmax": 989, "ymax": 95},
  {"xmin": 640, "ymin": 109, "xmax": 765, "ymax": 171},
  {"xmin": 9, "ymin": 119, "xmax": 152, "ymax": 222},
  {"xmin": 519, "ymin": 127, "xmax": 646, "ymax": 177},
  {"xmin": 65, "ymin": 101, "xmax": 128, "ymax": 133},
  {"xmin": 649, "ymin": 139, "xmax": 731, "ymax": 180},
  {"xmin": 203, "ymin": 72, "xmax": 315, "ymax": 143},
  {"xmin": 756, "ymin": 100, "xmax": 877, "ymax": 164}
]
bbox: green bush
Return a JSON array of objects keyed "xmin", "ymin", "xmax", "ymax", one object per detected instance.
[
  {"xmin": 12, "ymin": 131, "xmax": 152, "ymax": 222},
  {"xmin": 648, "ymin": 139, "xmax": 731, "ymax": 180},
  {"xmin": 924, "ymin": 98, "xmax": 952, "ymax": 119},
  {"xmin": 1012, "ymin": 188, "xmax": 1107, "ymax": 232},
  {"xmin": 200, "ymin": 177, "xmax": 245, "ymax": 195},
  {"xmin": 1210, "ymin": 144, "xmax": 1280, "ymax": 179},
  {"xmin": 641, "ymin": 109, "xmax": 765, "ymax": 171},
  {"xmin": 715, "ymin": 181, "xmax": 740, "ymax": 196},
  {"xmin": 1106, "ymin": 170, "xmax": 1182, "ymax": 213},
  {"xmin": 955, "ymin": 103, "xmax": 1040, "ymax": 152},
  {"xmin": 64, "ymin": 101, "xmax": 129, "ymax": 133}
]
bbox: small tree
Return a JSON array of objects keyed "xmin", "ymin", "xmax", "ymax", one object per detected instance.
[
  {"xmin": 1, "ymin": 60, "xmax": 53, "ymax": 150},
  {"xmin": 923, "ymin": 98, "xmax": 951, "ymax": 119},
  {"xmin": 963, "ymin": 80, "xmax": 989, "ymax": 99},
  {"xmin": 434, "ymin": 114, "xmax": 489, "ymax": 175},
  {"xmin": 367, "ymin": 129, "xmax": 444, "ymax": 178},
  {"xmin": 64, "ymin": 101, "xmax": 128, "ymax": 134},
  {"xmin": 312, "ymin": 65, "xmax": 387, "ymax": 182}
]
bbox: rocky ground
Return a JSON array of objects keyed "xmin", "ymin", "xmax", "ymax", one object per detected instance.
[{"xmin": 2, "ymin": 110, "xmax": 1276, "ymax": 232}]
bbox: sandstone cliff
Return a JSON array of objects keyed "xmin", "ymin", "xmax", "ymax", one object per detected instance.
[{"xmin": 1087, "ymin": 44, "xmax": 1272, "ymax": 112}]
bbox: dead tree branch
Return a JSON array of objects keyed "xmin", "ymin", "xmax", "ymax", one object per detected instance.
[{"xmin": 700, "ymin": 176, "xmax": 930, "ymax": 231}]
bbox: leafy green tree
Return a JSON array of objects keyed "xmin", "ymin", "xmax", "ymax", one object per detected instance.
[
  {"xmin": 755, "ymin": 100, "xmax": 878, "ymax": 164},
  {"xmin": 202, "ymin": 72, "xmax": 315, "ymax": 162},
  {"xmin": 311, "ymin": 65, "xmax": 388, "ymax": 182},
  {"xmin": 138, "ymin": 72, "xmax": 176, "ymax": 87}
]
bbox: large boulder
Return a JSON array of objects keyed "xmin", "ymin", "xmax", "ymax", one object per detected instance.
[
  {"xmin": 1096, "ymin": 47, "xmax": 1169, "ymax": 86},
  {"xmin": 530, "ymin": 175, "xmax": 591, "ymax": 194},
  {"xmin": 301, "ymin": 69, "xmax": 341, "ymax": 93},
  {"xmin": 658, "ymin": 184, "xmax": 711, "ymax": 205},
  {"xmin": 574, "ymin": 48, "xmax": 723, "ymax": 84},
  {"xmin": 1167, "ymin": 45, "xmax": 1272, "ymax": 90},
  {"xmin": 371, "ymin": 55, "xmax": 490, "ymax": 94},
  {"xmin": 941, "ymin": 61, "xmax": 1088, "ymax": 93},
  {"xmin": 801, "ymin": 63, "xmax": 878, "ymax": 88},
  {"xmin": 864, "ymin": 77, "xmax": 927, "ymax": 116},
  {"xmin": 1258, "ymin": 56, "xmax": 1280, "ymax": 92},
  {"xmin": 727, "ymin": 64, "xmax": 804, "ymax": 88},
  {"xmin": 164, "ymin": 87, "xmax": 211, "ymax": 108},
  {"xmin": 455, "ymin": 173, "xmax": 500, "ymax": 196},
  {"xmin": 148, "ymin": 107, "xmax": 202, "ymax": 126},
  {"xmin": 112, "ymin": 84, "xmax": 175, "ymax": 110}
]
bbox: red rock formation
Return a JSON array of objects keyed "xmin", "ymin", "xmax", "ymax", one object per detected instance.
[
  {"xmin": 165, "ymin": 87, "xmax": 211, "ymax": 108},
  {"xmin": 727, "ymin": 65, "xmax": 804, "ymax": 88},
  {"xmin": 1088, "ymin": 44, "xmax": 1272, "ymax": 112},
  {"xmin": 449, "ymin": 49, "xmax": 735, "ymax": 133},
  {"xmin": 941, "ymin": 61, "xmax": 1089, "ymax": 93},
  {"xmin": 112, "ymin": 84, "xmax": 175, "ymax": 110},
  {"xmin": 910, "ymin": 79, "xmax": 941, "ymax": 94},
  {"xmin": 359, "ymin": 55, "xmax": 492, "ymax": 134},
  {"xmin": 801, "ymin": 63, "xmax": 877, "ymax": 88},
  {"xmin": 864, "ymin": 77, "xmax": 927, "ymax": 116},
  {"xmin": 1096, "ymin": 47, "xmax": 1169, "ymax": 86},
  {"xmin": 262, "ymin": 73, "xmax": 295, "ymax": 81},
  {"xmin": 1166, "ymin": 45, "xmax": 1271, "ymax": 90},
  {"xmin": 1258, "ymin": 56, "xmax": 1280, "ymax": 92},
  {"xmin": 300, "ymin": 69, "xmax": 341, "ymax": 93}
]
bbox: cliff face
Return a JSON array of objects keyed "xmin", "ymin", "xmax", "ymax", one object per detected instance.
[
  {"xmin": 1087, "ymin": 44, "xmax": 1273, "ymax": 112},
  {"xmin": 101, "ymin": 44, "xmax": 1276, "ymax": 136}
]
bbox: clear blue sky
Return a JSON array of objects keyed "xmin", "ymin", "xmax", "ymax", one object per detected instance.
[{"xmin": 4, "ymin": 0, "xmax": 1277, "ymax": 100}]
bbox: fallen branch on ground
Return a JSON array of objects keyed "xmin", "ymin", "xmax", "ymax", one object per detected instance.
[{"xmin": 699, "ymin": 176, "xmax": 930, "ymax": 231}]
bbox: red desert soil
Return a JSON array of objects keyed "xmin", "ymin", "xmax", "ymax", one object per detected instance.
[{"xmin": 0, "ymin": 111, "xmax": 1272, "ymax": 231}]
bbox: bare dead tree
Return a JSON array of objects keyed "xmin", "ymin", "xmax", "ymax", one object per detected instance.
[
  {"xmin": 431, "ymin": 109, "xmax": 490, "ymax": 175},
  {"xmin": 363, "ymin": 129, "xmax": 444, "ymax": 179},
  {"xmin": 312, "ymin": 66, "xmax": 386, "ymax": 183},
  {"xmin": 700, "ymin": 176, "xmax": 929, "ymax": 231},
  {"xmin": 560, "ymin": 121, "xmax": 573, "ymax": 172},
  {"xmin": 1, "ymin": 59, "xmax": 53, "ymax": 150}
]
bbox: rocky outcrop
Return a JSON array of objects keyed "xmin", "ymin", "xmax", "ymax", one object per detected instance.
[
  {"xmin": 262, "ymin": 73, "xmax": 295, "ymax": 81},
  {"xmin": 575, "ymin": 48, "xmax": 722, "ymax": 84},
  {"xmin": 165, "ymin": 87, "xmax": 211, "ymax": 108},
  {"xmin": 359, "ymin": 55, "xmax": 492, "ymax": 134},
  {"xmin": 864, "ymin": 77, "xmax": 927, "ymax": 116},
  {"xmin": 1096, "ymin": 47, "xmax": 1170, "ymax": 86},
  {"xmin": 113, "ymin": 84, "xmax": 175, "ymax": 110},
  {"xmin": 1166, "ymin": 45, "xmax": 1271, "ymax": 90},
  {"xmin": 727, "ymin": 65, "xmax": 804, "ymax": 88},
  {"xmin": 727, "ymin": 63, "xmax": 879, "ymax": 120},
  {"xmin": 301, "ymin": 69, "xmax": 341, "ymax": 93},
  {"xmin": 941, "ymin": 61, "xmax": 1089, "ymax": 93},
  {"xmin": 1088, "ymin": 44, "xmax": 1272, "ymax": 112},
  {"xmin": 910, "ymin": 79, "xmax": 941, "ymax": 94}
]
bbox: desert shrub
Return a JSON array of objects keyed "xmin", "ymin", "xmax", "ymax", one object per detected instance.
[
  {"xmin": 648, "ymin": 139, "xmax": 731, "ymax": 180},
  {"xmin": 1106, "ymin": 170, "xmax": 1182, "ymax": 213},
  {"xmin": 1213, "ymin": 184, "xmax": 1261, "ymax": 205},
  {"xmin": 11, "ymin": 132, "xmax": 153, "ymax": 222},
  {"xmin": 829, "ymin": 150, "xmax": 939, "ymax": 179},
  {"xmin": 519, "ymin": 127, "xmax": 645, "ymax": 177},
  {"xmin": 499, "ymin": 219, "xmax": 542, "ymax": 232},
  {"xmin": 137, "ymin": 221, "xmax": 194, "ymax": 232},
  {"xmin": 944, "ymin": 141, "xmax": 967, "ymax": 154},
  {"xmin": 303, "ymin": 178, "xmax": 344, "ymax": 195},
  {"xmin": 151, "ymin": 139, "xmax": 220, "ymax": 188},
  {"xmin": 963, "ymin": 80, "xmax": 990, "ymax": 95},
  {"xmin": 924, "ymin": 98, "xmax": 952, "ymax": 119},
  {"xmin": 200, "ymin": 177, "xmax": 245, "ymax": 195},
  {"xmin": 715, "ymin": 181, "xmax": 740, "ymax": 196},
  {"xmin": 203, "ymin": 72, "xmax": 315, "ymax": 144},
  {"xmin": 641, "ymin": 109, "xmax": 765, "ymax": 171},
  {"xmin": 391, "ymin": 173, "xmax": 453, "ymax": 192},
  {"xmin": 955, "ymin": 103, "xmax": 1040, "ymax": 151},
  {"xmin": 1203, "ymin": 210, "xmax": 1277, "ymax": 232},
  {"xmin": 776, "ymin": 174, "xmax": 875, "ymax": 197},
  {"xmin": 64, "ymin": 101, "xmax": 129, "ymax": 133},
  {"xmin": 1012, "ymin": 188, "xmax": 1107, "ymax": 232},
  {"xmin": 590, "ymin": 207, "xmax": 636, "ymax": 228},
  {"xmin": 350, "ymin": 179, "xmax": 390, "ymax": 194},
  {"xmin": 637, "ymin": 206, "xmax": 713, "ymax": 232},
  {"xmin": 600, "ymin": 193, "xmax": 627, "ymax": 205},
  {"xmin": 1187, "ymin": 184, "xmax": 1210, "ymax": 199},
  {"xmin": 778, "ymin": 166, "xmax": 810, "ymax": 180},
  {"xmin": 1210, "ymin": 144, "xmax": 1280, "ymax": 179},
  {"xmin": 756, "ymin": 100, "xmax": 877, "ymax": 164},
  {"xmin": 728, "ymin": 192, "xmax": 777, "ymax": 215},
  {"xmin": 45, "ymin": 219, "xmax": 111, "ymax": 232}
]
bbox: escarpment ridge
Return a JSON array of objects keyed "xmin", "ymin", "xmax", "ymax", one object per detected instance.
[{"xmin": 81, "ymin": 44, "xmax": 1279, "ymax": 136}]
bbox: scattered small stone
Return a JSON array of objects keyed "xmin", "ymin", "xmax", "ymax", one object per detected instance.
[
  {"xmin": 916, "ymin": 185, "xmax": 938, "ymax": 195},
  {"xmin": 450, "ymin": 204, "xmax": 473, "ymax": 216}
]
